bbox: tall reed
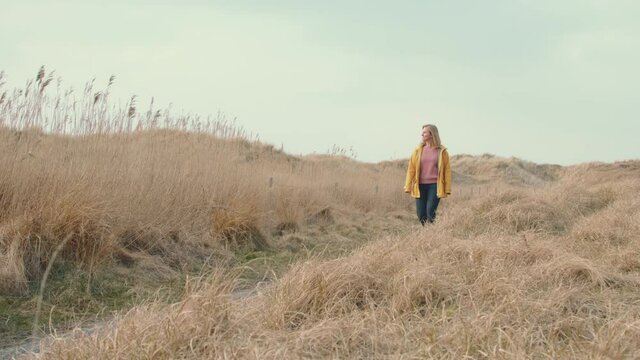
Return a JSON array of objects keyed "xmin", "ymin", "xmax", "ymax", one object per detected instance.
[{"xmin": 0, "ymin": 69, "xmax": 408, "ymax": 295}]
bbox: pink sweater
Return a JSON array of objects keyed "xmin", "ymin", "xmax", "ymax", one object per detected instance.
[{"xmin": 419, "ymin": 146, "xmax": 439, "ymax": 184}]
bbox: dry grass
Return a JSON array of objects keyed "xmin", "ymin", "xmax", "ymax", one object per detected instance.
[
  {"xmin": 3, "ymin": 69, "xmax": 640, "ymax": 358},
  {"xmin": 0, "ymin": 70, "xmax": 411, "ymax": 350},
  {"xmin": 25, "ymin": 144, "xmax": 640, "ymax": 359},
  {"xmin": 0, "ymin": 70, "xmax": 408, "ymax": 299},
  {"xmin": 0, "ymin": 128, "xmax": 406, "ymax": 294},
  {"xmin": 31, "ymin": 177, "xmax": 640, "ymax": 358}
]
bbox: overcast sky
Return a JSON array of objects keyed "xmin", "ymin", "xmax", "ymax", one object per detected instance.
[{"xmin": 1, "ymin": 0, "xmax": 638, "ymax": 164}]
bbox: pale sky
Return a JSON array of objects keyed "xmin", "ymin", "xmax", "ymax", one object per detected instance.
[{"xmin": 1, "ymin": 0, "xmax": 638, "ymax": 164}]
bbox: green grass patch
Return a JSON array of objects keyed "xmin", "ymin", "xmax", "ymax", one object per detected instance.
[{"xmin": 0, "ymin": 260, "xmax": 186, "ymax": 347}]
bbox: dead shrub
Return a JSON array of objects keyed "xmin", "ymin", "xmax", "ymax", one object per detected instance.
[
  {"xmin": 113, "ymin": 247, "xmax": 139, "ymax": 267},
  {"xmin": 119, "ymin": 226, "xmax": 166, "ymax": 253},
  {"xmin": 116, "ymin": 226, "xmax": 197, "ymax": 269},
  {"xmin": 0, "ymin": 232, "xmax": 29, "ymax": 295},
  {"xmin": 283, "ymin": 234, "xmax": 304, "ymax": 253},
  {"xmin": 273, "ymin": 221, "xmax": 298, "ymax": 236},
  {"xmin": 211, "ymin": 207, "xmax": 268, "ymax": 251},
  {"xmin": 272, "ymin": 187, "xmax": 304, "ymax": 230},
  {"xmin": 0, "ymin": 193, "xmax": 115, "ymax": 293},
  {"xmin": 307, "ymin": 206, "xmax": 334, "ymax": 225}
]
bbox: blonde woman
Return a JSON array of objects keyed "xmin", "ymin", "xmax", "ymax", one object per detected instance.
[{"xmin": 404, "ymin": 124, "xmax": 451, "ymax": 225}]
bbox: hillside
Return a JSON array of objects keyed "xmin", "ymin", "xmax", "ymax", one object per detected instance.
[
  {"xmin": 451, "ymin": 153, "xmax": 563, "ymax": 186},
  {"xmin": 22, "ymin": 149, "xmax": 640, "ymax": 359},
  {"xmin": 2, "ymin": 71, "xmax": 640, "ymax": 358},
  {"xmin": 0, "ymin": 126, "xmax": 418, "ymax": 350}
]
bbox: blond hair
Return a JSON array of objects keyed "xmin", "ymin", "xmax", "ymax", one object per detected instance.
[{"xmin": 421, "ymin": 124, "xmax": 442, "ymax": 148}]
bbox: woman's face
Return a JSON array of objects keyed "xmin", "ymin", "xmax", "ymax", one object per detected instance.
[{"xmin": 422, "ymin": 127, "xmax": 431, "ymax": 143}]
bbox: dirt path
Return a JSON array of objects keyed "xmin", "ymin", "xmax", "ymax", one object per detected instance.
[
  {"xmin": 0, "ymin": 283, "xmax": 268, "ymax": 359},
  {"xmin": 0, "ymin": 316, "xmax": 115, "ymax": 360}
]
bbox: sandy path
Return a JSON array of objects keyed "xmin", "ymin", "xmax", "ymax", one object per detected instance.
[{"xmin": 0, "ymin": 283, "xmax": 267, "ymax": 359}]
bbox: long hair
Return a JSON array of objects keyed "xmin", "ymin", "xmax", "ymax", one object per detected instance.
[{"xmin": 421, "ymin": 124, "xmax": 442, "ymax": 148}]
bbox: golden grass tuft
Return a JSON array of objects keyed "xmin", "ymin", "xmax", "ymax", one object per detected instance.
[
  {"xmin": 306, "ymin": 206, "xmax": 334, "ymax": 225},
  {"xmin": 211, "ymin": 206, "xmax": 268, "ymax": 251},
  {"xmin": 569, "ymin": 196, "xmax": 640, "ymax": 248},
  {"xmin": 450, "ymin": 189, "xmax": 569, "ymax": 237},
  {"xmin": 0, "ymin": 190, "xmax": 115, "ymax": 294},
  {"xmin": 0, "ymin": 229, "xmax": 29, "ymax": 295},
  {"xmin": 264, "ymin": 258, "xmax": 389, "ymax": 329}
]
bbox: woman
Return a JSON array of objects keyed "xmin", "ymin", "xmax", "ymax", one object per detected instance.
[{"xmin": 404, "ymin": 124, "xmax": 451, "ymax": 225}]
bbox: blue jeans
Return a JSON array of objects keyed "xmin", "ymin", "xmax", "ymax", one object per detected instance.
[{"xmin": 416, "ymin": 183, "xmax": 440, "ymax": 225}]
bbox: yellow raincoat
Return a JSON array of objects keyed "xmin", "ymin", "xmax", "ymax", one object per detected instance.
[{"xmin": 404, "ymin": 145, "xmax": 451, "ymax": 199}]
